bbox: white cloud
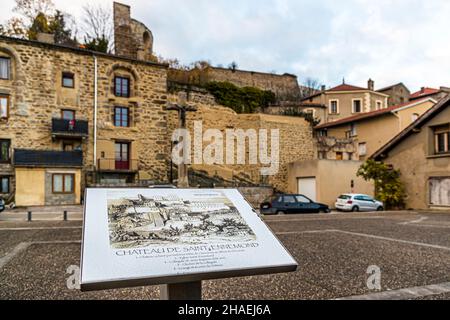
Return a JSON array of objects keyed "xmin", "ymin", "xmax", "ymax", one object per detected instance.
[{"xmin": 1, "ymin": 0, "xmax": 450, "ymax": 92}]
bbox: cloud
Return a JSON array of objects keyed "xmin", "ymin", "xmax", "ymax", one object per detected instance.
[{"xmin": 1, "ymin": 0, "xmax": 450, "ymax": 91}]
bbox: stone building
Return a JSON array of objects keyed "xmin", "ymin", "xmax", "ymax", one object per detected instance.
[
  {"xmin": 113, "ymin": 2, "xmax": 154, "ymax": 61},
  {"xmin": 0, "ymin": 32, "xmax": 169, "ymax": 206},
  {"xmin": 377, "ymin": 82, "xmax": 410, "ymax": 107}
]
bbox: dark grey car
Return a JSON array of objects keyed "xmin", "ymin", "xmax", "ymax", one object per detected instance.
[{"xmin": 260, "ymin": 194, "xmax": 330, "ymax": 215}]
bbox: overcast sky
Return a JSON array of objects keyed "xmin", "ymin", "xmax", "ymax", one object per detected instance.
[{"xmin": 1, "ymin": 0, "xmax": 450, "ymax": 92}]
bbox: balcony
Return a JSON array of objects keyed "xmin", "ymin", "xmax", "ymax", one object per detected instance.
[
  {"xmin": 14, "ymin": 149, "xmax": 83, "ymax": 168},
  {"xmin": 97, "ymin": 158, "xmax": 139, "ymax": 173},
  {"xmin": 51, "ymin": 118, "xmax": 88, "ymax": 140}
]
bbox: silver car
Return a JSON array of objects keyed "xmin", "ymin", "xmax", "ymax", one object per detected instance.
[{"xmin": 335, "ymin": 194, "xmax": 384, "ymax": 212}]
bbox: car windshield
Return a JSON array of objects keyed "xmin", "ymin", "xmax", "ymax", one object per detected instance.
[{"xmin": 338, "ymin": 195, "xmax": 351, "ymax": 200}]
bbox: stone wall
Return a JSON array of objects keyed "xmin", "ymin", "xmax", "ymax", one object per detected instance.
[
  {"xmin": 167, "ymin": 94, "xmax": 315, "ymax": 192},
  {"xmin": 208, "ymin": 67, "xmax": 300, "ymax": 102},
  {"xmin": 0, "ymin": 36, "xmax": 170, "ymax": 199}
]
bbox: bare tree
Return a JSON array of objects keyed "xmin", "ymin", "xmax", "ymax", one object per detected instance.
[
  {"xmin": 300, "ymin": 77, "xmax": 324, "ymax": 99},
  {"xmin": 81, "ymin": 4, "xmax": 114, "ymax": 53}
]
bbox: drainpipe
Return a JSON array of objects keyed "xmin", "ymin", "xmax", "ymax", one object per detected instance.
[{"xmin": 93, "ymin": 55, "xmax": 98, "ymax": 174}]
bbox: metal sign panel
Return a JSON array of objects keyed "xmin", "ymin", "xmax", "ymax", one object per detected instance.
[{"xmin": 80, "ymin": 188, "xmax": 297, "ymax": 291}]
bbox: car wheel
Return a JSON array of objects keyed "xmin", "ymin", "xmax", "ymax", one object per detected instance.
[
  {"xmin": 351, "ymin": 206, "xmax": 359, "ymax": 212},
  {"xmin": 377, "ymin": 206, "xmax": 384, "ymax": 212},
  {"xmin": 277, "ymin": 211, "xmax": 286, "ymax": 215}
]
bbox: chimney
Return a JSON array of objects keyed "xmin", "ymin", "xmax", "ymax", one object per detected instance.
[
  {"xmin": 321, "ymin": 85, "xmax": 326, "ymax": 92},
  {"xmin": 368, "ymin": 79, "xmax": 374, "ymax": 91},
  {"xmin": 36, "ymin": 32, "xmax": 55, "ymax": 44}
]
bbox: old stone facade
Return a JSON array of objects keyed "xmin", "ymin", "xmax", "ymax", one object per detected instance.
[
  {"xmin": 377, "ymin": 83, "xmax": 410, "ymax": 107},
  {"xmin": 167, "ymin": 93, "xmax": 315, "ymax": 192},
  {"xmin": 0, "ymin": 35, "xmax": 169, "ymax": 205},
  {"xmin": 113, "ymin": 2, "xmax": 154, "ymax": 61}
]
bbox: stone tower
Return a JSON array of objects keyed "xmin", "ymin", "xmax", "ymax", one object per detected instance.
[{"xmin": 113, "ymin": 2, "xmax": 154, "ymax": 61}]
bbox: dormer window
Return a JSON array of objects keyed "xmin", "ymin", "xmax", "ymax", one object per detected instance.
[
  {"xmin": 0, "ymin": 57, "xmax": 11, "ymax": 80},
  {"xmin": 114, "ymin": 76, "xmax": 130, "ymax": 97},
  {"xmin": 62, "ymin": 72, "xmax": 74, "ymax": 88}
]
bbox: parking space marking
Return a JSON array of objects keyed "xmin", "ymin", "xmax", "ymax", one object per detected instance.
[
  {"xmin": 266, "ymin": 216, "xmax": 385, "ymax": 223},
  {"xmin": 276, "ymin": 229, "xmax": 450, "ymax": 251},
  {"xmin": 337, "ymin": 282, "xmax": 450, "ymax": 300},
  {"xmin": 0, "ymin": 241, "xmax": 81, "ymax": 270},
  {"xmin": 0, "ymin": 242, "xmax": 32, "ymax": 269}
]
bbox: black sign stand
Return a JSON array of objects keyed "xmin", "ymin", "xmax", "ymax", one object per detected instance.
[{"xmin": 160, "ymin": 281, "xmax": 202, "ymax": 300}]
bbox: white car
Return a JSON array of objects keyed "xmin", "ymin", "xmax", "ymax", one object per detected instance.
[{"xmin": 335, "ymin": 194, "xmax": 384, "ymax": 212}]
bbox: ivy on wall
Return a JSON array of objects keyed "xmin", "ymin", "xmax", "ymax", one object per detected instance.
[{"xmin": 204, "ymin": 81, "xmax": 276, "ymax": 114}]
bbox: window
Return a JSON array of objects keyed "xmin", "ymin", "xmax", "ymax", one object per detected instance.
[
  {"xmin": 114, "ymin": 107, "xmax": 129, "ymax": 127},
  {"xmin": 296, "ymin": 195, "xmax": 311, "ymax": 204},
  {"xmin": 283, "ymin": 195, "xmax": 296, "ymax": 203},
  {"xmin": 114, "ymin": 76, "xmax": 130, "ymax": 97},
  {"xmin": 434, "ymin": 125, "xmax": 450, "ymax": 154},
  {"xmin": 412, "ymin": 113, "xmax": 419, "ymax": 122},
  {"xmin": 0, "ymin": 57, "xmax": 10, "ymax": 80},
  {"xmin": 376, "ymin": 101, "xmax": 382, "ymax": 110},
  {"xmin": 52, "ymin": 174, "xmax": 74, "ymax": 194},
  {"xmin": 0, "ymin": 176, "xmax": 9, "ymax": 193},
  {"xmin": 353, "ymin": 99, "xmax": 362, "ymax": 113},
  {"xmin": 0, "ymin": 95, "xmax": 8, "ymax": 118},
  {"xmin": 336, "ymin": 152, "xmax": 343, "ymax": 160},
  {"xmin": 358, "ymin": 142, "xmax": 367, "ymax": 156},
  {"xmin": 346, "ymin": 123, "xmax": 357, "ymax": 138},
  {"xmin": 329, "ymin": 100, "xmax": 338, "ymax": 114},
  {"xmin": 62, "ymin": 72, "xmax": 74, "ymax": 88},
  {"xmin": 62, "ymin": 109, "xmax": 75, "ymax": 121},
  {"xmin": 0, "ymin": 139, "xmax": 10, "ymax": 163}
]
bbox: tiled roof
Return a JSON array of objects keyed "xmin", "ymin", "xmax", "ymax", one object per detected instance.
[
  {"xmin": 327, "ymin": 84, "xmax": 368, "ymax": 92},
  {"xmin": 14, "ymin": 149, "xmax": 83, "ymax": 167},
  {"xmin": 410, "ymin": 87, "xmax": 440, "ymax": 99},
  {"xmin": 315, "ymin": 97, "xmax": 435, "ymax": 129}
]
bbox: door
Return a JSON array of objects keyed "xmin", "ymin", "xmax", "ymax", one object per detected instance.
[
  {"xmin": 298, "ymin": 177, "xmax": 317, "ymax": 202},
  {"xmin": 295, "ymin": 195, "xmax": 317, "ymax": 213},
  {"xmin": 115, "ymin": 142, "xmax": 130, "ymax": 170},
  {"xmin": 430, "ymin": 178, "xmax": 450, "ymax": 206},
  {"xmin": 282, "ymin": 195, "xmax": 297, "ymax": 214}
]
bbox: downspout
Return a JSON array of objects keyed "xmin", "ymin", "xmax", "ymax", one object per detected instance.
[{"xmin": 93, "ymin": 55, "xmax": 98, "ymax": 175}]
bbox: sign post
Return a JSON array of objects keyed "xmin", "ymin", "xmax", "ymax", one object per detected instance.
[{"xmin": 80, "ymin": 188, "xmax": 298, "ymax": 299}]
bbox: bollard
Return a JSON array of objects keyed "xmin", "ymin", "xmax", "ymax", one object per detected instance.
[
  {"xmin": 63, "ymin": 210, "xmax": 68, "ymax": 221},
  {"xmin": 28, "ymin": 211, "xmax": 32, "ymax": 222}
]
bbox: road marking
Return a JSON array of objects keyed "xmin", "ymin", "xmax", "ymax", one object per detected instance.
[
  {"xmin": 0, "ymin": 226, "xmax": 82, "ymax": 231},
  {"xmin": 0, "ymin": 242, "xmax": 32, "ymax": 269},
  {"xmin": 0, "ymin": 241, "xmax": 81, "ymax": 269},
  {"xmin": 337, "ymin": 282, "xmax": 450, "ymax": 300},
  {"xmin": 399, "ymin": 216, "xmax": 428, "ymax": 225},
  {"xmin": 276, "ymin": 229, "xmax": 450, "ymax": 251}
]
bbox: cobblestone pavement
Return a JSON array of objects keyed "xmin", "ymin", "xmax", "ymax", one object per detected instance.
[{"xmin": 0, "ymin": 211, "xmax": 449, "ymax": 300}]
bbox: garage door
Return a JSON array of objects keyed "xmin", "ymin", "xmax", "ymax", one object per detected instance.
[
  {"xmin": 430, "ymin": 178, "xmax": 450, "ymax": 206},
  {"xmin": 298, "ymin": 177, "xmax": 317, "ymax": 202}
]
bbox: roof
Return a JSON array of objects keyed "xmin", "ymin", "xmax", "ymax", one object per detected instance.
[
  {"xmin": 410, "ymin": 87, "xmax": 440, "ymax": 100},
  {"xmin": 377, "ymin": 82, "xmax": 407, "ymax": 92},
  {"xmin": 0, "ymin": 35, "xmax": 168, "ymax": 69},
  {"xmin": 372, "ymin": 95, "xmax": 450, "ymax": 160},
  {"xmin": 328, "ymin": 84, "xmax": 367, "ymax": 92},
  {"xmin": 315, "ymin": 97, "xmax": 436, "ymax": 129},
  {"xmin": 14, "ymin": 149, "xmax": 83, "ymax": 168}
]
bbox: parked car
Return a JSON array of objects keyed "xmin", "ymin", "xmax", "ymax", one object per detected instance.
[
  {"xmin": 335, "ymin": 194, "xmax": 384, "ymax": 212},
  {"xmin": 260, "ymin": 194, "xmax": 330, "ymax": 215},
  {"xmin": 0, "ymin": 198, "xmax": 5, "ymax": 213}
]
